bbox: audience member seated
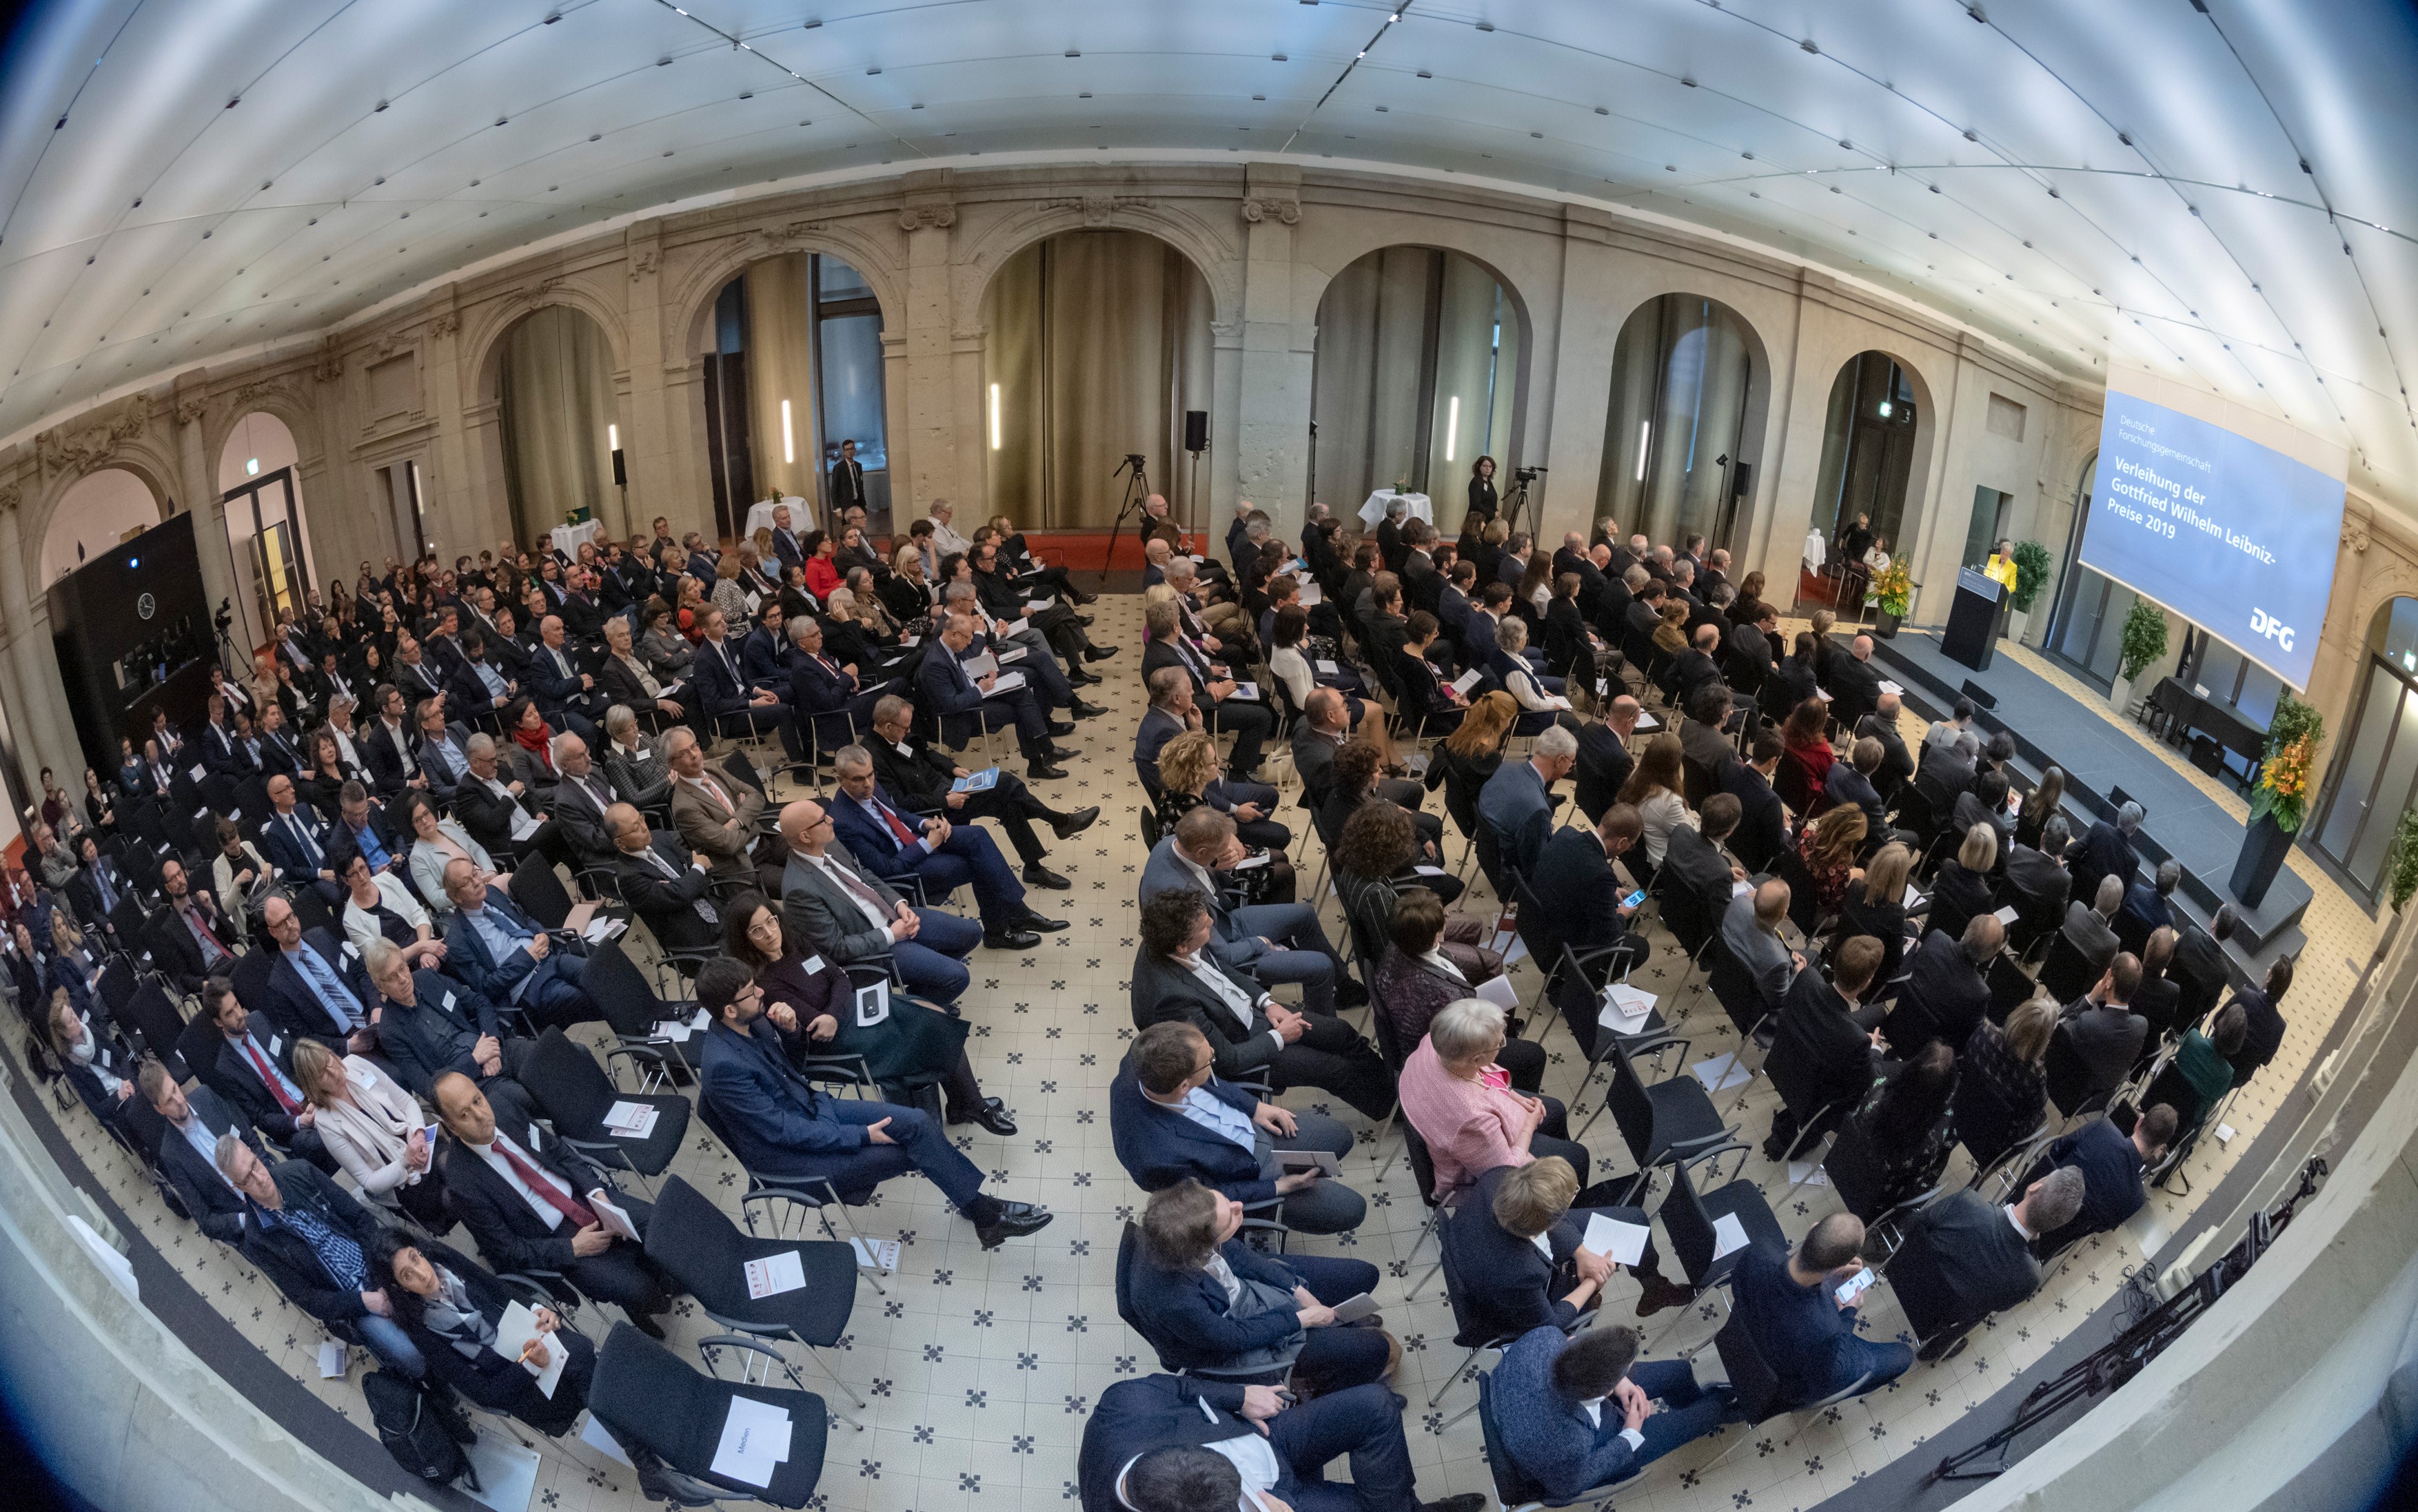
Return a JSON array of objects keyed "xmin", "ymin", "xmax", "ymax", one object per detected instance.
[
  {"xmin": 1374, "ymin": 890, "xmax": 1536, "ymax": 1086},
  {"xmin": 257, "ymin": 892, "xmax": 382, "ymax": 1059},
  {"xmin": 2133, "ymin": 927, "xmax": 2186, "ymax": 1042},
  {"xmin": 1762, "ymin": 936, "xmax": 1887, "ymax": 1158},
  {"xmin": 1130, "ymin": 888, "xmax": 1394, "ymax": 1122},
  {"xmin": 1731, "ymin": 1213, "xmax": 1913, "ymax": 1409},
  {"xmin": 439, "ymin": 858, "xmax": 604, "ymax": 1031},
  {"xmin": 365, "ymin": 938, "xmax": 535, "ymax": 1107},
  {"xmin": 2175, "ymin": 1003, "xmax": 2248, "ymax": 1136},
  {"xmin": 1110, "ymin": 1021, "xmax": 1363, "ymax": 1234},
  {"xmin": 692, "ymin": 959, "xmax": 1053, "ymax": 1249},
  {"xmin": 2066, "ymin": 801, "xmax": 2144, "ymax": 913},
  {"xmin": 1564, "ymin": 696, "xmax": 1638, "ymax": 824},
  {"xmin": 1450, "ymin": 1157, "xmax": 1691, "ymax": 1336},
  {"xmin": 1132, "ymin": 1180, "xmax": 1392, "ymax": 1394},
  {"xmin": 1956, "ymin": 999, "xmax": 2055, "ymax": 1170},
  {"xmin": 2171, "ymin": 903, "xmax": 2237, "ymax": 1028},
  {"xmin": 1794, "ymin": 804, "xmax": 1868, "ymax": 917},
  {"xmin": 1774, "ymin": 698, "xmax": 1834, "ymax": 814},
  {"xmin": 1529, "ymin": 804, "xmax": 1649, "ymax": 1040},
  {"xmin": 1831, "ymin": 843, "xmax": 1915, "ymax": 989},
  {"xmin": 1492, "ymin": 1324, "xmax": 1734, "ymax": 1499},
  {"xmin": 1333, "ymin": 802, "xmax": 1484, "ymax": 977},
  {"xmin": 431, "ymin": 1072, "xmax": 682, "ymax": 1334},
  {"xmin": 864, "ymin": 693, "xmax": 1095, "ymax": 889},
  {"xmin": 289, "ymin": 1036, "xmax": 450, "ymax": 1233},
  {"xmin": 1880, "ymin": 915, "xmax": 2004, "ymax": 1055},
  {"xmin": 369, "ymin": 1232, "xmax": 595, "ymax": 1438},
  {"xmin": 1846, "ymin": 1042, "xmax": 1959, "ymax": 1212},
  {"xmin": 776, "ymin": 797, "xmax": 988, "ymax": 1005},
  {"xmin": 1141, "ymin": 807, "xmax": 1355, "ymax": 1016},
  {"xmin": 829, "ymin": 743, "xmax": 1061, "ymax": 948},
  {"xmin": 2062, "ymin": 874, "xmax": 2125, "ymax": 975},
  {"xmin": 1890, "ymin": 1168, "xmax": 2086, "ymax": 1358},
  {"xmin": 1720, "ymin": 879, "xmax": 1802, "ymax": 1015},
  {"xmin": 1400, "ymin": 999, "xmax": 1594, "ymax": 1199},
  {"xmin": 2225, "ymin": 954, "xmax": 2294, "ymax": 1083},
  {"xmin": 1159, "ymin": 727, "xmax": 1294, "ymax": 856},
  {"xmin": 1479, "ymin": 726, "xmax": 1576, "ymax": 881},
  {"xmin": 193, "ymin": 981, "xmax": 337, "ymax": 1172},
  {"xmin": 2025, "ymin": 1105, "xmax": 2177, "ymax": 1254},
  {"xmin": 1319, "ymin": 739, "xmax": 1447, "ymax": 877},
  {"xmin": 215, "ymin": 1135, "xmax": 426, "ymax": 1376},
  {"xmin": 1929, "ymin": 823, "xmax": 1999, "ymax": 942},
  {"xmin": 1720, "ymin": 729, "xmax": 1794, "ymax": 875},
  {"xmin": 139, "ymin": 1057, "xmax": 263, "ymax": 1246},
  {"xmin": 2060, "ymin": 953, "xmax": 2149, "ymax": 1101},
  {"xmin": 1075, "ymin": 1373, "xmax": 1485, "ymax": 1512},
  {"xmin": 1949, "ymin": 771, "xmax": 2015, "ymax": 877},
  {"xmin": 722, "ymin": 892, "xmax": 1010, "ymax": 1134},
  {"xmin": 1612, "ymin": 732, "xmax": 1692, "ymax": 883}
]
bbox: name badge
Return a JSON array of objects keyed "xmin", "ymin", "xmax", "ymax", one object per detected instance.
[
  {"xmin": 267, "ymin": 1034, "xmax": 283, "ymax": 1057},
  {"xmin": 800, "ymin": 955, "xmax": 824, "ymax": 975},
  {"xmin": 443, "ymin": 992, "xmax": 457, "ymax": 1012}
]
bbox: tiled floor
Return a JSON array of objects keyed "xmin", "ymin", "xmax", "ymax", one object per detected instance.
[{"xmin": 7, "ymin": 595, "xmax": 2384, "ymax": 1512}]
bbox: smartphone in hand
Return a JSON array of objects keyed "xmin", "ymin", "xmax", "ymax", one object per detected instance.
[{"xmin": 1834, "ymin": 1267, "xmax": 1876, "ymax": 1307}]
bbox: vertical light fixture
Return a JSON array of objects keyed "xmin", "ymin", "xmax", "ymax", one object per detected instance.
[
  {"xmin": 1443, "ymin": 396, "xmax": 1460, "ymax": 462},
  {"xmin": 988, "ymin": 382, "xmax": 1002, "ymax": 450},
  {"xmin": 1636, "ymin": 421, "xmax": 1651, "ymax": 481},
  {"xmin": 780, "ymin": 398, "xmax": 795, "ymax": 464},
  {"xmin": 607, "ymin": 423, "xmax": 619, "ymax": 451}
]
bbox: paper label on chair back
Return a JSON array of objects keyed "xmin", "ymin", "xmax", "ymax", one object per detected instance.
[
  {"xmin": 711, "ymin": 1396, "xmax": 792, "ymax": 1487},
  {"xmin": 1600, "ymin": 984, "xmax": 1655, "ymax": 1036},
  {"xmin": 744, "ymin": 1249, "xmax": 808, "ymax": 1299},
  {"xmin": 1711, "ymin": 1212, "xmax": 1751, "ymax": 1259}
]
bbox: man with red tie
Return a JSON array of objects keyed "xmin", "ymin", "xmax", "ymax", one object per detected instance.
[
  {"xmin": 196, "ymin": 981, "xmax": 341, "ymax": 1175},
  {"xmin": 827, "ymin": 745, "xmax": 1065, "ymax": 950}
]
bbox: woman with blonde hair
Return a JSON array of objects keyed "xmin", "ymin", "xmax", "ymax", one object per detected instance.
[
  {"xmin": 1155, "ymin": 727, "xmax": 1293, "ymax": 858},
  {"xmin": 1957, "ymin": 997, "xmax": 2053, "ymax": 1168},
  {"xmin": 1615, "ymin": 731, "xmax": 1695, "ymax": 875},
  {"xmin": 1425, "ymin": 688, "xmax": 1518, "ymax": 831},
  {"xmin": 709, "ymin": 550, "xmax": 753, "ymax": 628},
  {"xmin": 290, "ymin": 1033, "xmax": 449, "ymax": 1231},
  {"xmin": 1928, "ymin": 821, "xmax": 1999, "ymax": 942},
  {"xmin": 1833, "ymin": 841, "xmax": 1918, "ymax": 986}
]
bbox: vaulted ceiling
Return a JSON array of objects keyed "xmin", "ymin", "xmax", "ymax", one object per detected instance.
[{"xmin": 3, "ymin": 0, "xmax": 2413, "ymax": 510}]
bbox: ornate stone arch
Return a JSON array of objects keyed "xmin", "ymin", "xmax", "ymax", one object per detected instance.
[
  {"xmin": 463, "ymin": 276, "xmax": 633, "ymax": 405},
  {"xmin": 194, "ymin": 376, "xmax": 326, "ymax": 485},
  {"xmin": 667, "ymin": 220, "xmax": 906, "ymax": 360},
  {"xmin": 957, "ymin": 196, "xmax": 1241, "ymax": 331}
]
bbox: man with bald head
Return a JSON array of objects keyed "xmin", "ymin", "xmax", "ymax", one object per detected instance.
[
  {"xmin": 1828, "ymin": 632, "xmax": 1884, "ymax": 731},
  {"xmin": 529, "ymin": 613, "xmax": 600, "ymax": 741},
  {"xmin": 1882, "ymin": 914, "xmax": 2007, "ymax": 1054},
  {"xmin": 261, "ymin": 773, "xmax": 346, "ymax": 905},
  {"xmin": 777, "ymin": 797, "xmax": 986, "ymax": 1003},
  {"xmin": 1721, "ymin": 878, "xmax": 1804, "ymax": 1012},
  {"xmin": 607, "ymin": 801, "xmax": 722, "ymax": 954},
  {"xmin": 545, "ymin": 730, "xmax": 622, "ymax": 867},
  {"xmin": 1853, "ymin": 689, "xmax": 1916, "ymax": 804},
  {"xmin": 1567, "ymin": 695, "xmax": 1642, "ymax": 824}
]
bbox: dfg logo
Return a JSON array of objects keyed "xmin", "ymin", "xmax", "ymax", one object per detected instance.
[{"xmin": 2251, "ymin": 609, "xmax": 2295, "ymax": 653}]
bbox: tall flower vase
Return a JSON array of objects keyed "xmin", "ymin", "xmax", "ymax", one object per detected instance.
[
  {"xmin": 1872, "ymin": 610, "xmax": 1900, "ymax": 639},
  {"xmin": 2230, "ymin": 812, "xmax": 2293, "ymax": 910}
]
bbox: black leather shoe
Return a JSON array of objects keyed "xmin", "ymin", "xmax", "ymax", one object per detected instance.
[
  {"xmin": 975, "ymin": 1201, "xmax": 1053, "ymax": 1249},
  {"xmin": 1083, "ymin": 644, "xmax": 1120, "ymax": 662},
  {"xmin": 1076, "ymin": 614, "xmax": 1095, "ymax": 627},
  {"xmin": 1019, "ymin": 913, "xmax": 1070, "ymax": 933},
  {"xmin": 1050, "ymin": 806, "xmax": 1101, "ymax": 839},
  {"xmin": 1071, "ymin": 699, "xmax": 1111, "ymax": 719},
  {"xmin": 1028, "ymin": 762, "xmax": 1068, "ymax": 780},
  {"xmin": 1334, "ymin": 977, "xmax": 1370, "ymax": 1010},
  {"xmin": 1046, "ymin": 719, "xmax": 1077, "ymax": 737},
  {"xmin": 1066, "ymin": 667, "xmax": 1101, "ymax": 686},
  {"xmin": 948, "ymin": 1097, "xmax": 1019, "ymax": 1136},
  {"xmin": 1022, "ymin": 864, "xmax": 1072, "ymax": 889},
  {"xmin": 982, "ymin": 927, "xmax": 1043, "ymax": 950}
]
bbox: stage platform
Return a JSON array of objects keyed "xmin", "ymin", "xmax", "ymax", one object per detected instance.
[{"xmin": 1855, "ymin": 626, "xmax": 2308, "ymax": 974}]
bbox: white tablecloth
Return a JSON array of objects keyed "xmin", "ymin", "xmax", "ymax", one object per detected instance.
[
  {"xmin": 1802, "ymin": 529, "xmax": 1827, "ymax": 570},
  {"xmin": 555, "ymin": 518, "xmax": 605, "ymax": 553},
  {"xmin": 744, "ymin": 496, "xmax": 813, "ymax": 540},
  {"xmin": 1359, "ymin": 489, "xmax": 1433, "ymax": 528}
]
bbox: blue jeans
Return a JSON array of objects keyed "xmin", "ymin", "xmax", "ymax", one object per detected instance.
[
  {"xmin": 892, "ymin": 907, "xmax": 985, "ymax": 1003},
  {"xmin": 1625, "ymin": 1360, "xmax": 1731, "ymax": 1469},
  {"xmin": 789, "ymin": 1099, "xmax": 988, "ymax": 1212},
  {"xmin": 356, "ymin": 1313, "xmax": 427, "ymax": 1378}
]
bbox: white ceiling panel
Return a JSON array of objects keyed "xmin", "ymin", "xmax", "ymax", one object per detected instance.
[{"xmin": 0, "ymin": 0, "xmax": 2411, "ymax": 513}]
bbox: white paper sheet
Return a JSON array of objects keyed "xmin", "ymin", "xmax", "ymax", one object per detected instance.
[
  {"xmin": 1329, "ymin": 1293, "xmax": 1379, "ymax": 1324},
  {"xmin": 317, "ymin": 1339, "xmax": 348, "ymax": 1378},
  {"xmin": 602, "ymin": 1101, "xmax": 659, "ymax": 1139},
  {"xmin": 591, "ymin": 1194, "xmax": 641, "ymax": 1243},
  {"xmin": 990, "ymin": 670, "xmax": 1028, "ymax": 695},
  {"xmin": 1314, "ymin": 659, "xmax": 1339, "ymax": 675},
  {"xmin": 744, "ymin": 1249, "xmax": 807, "ymax": 1300},
  {"xmin": 851, "ymin": 1236, "xmax": 901, "ymax": 1272},
  {"xmin": 1787, "ymin": 1162, "xmax": 1831, "ymax": 1187},
  {"xmin": 1599, "ymin": 983, "xmax": 1655, "ymax": 1036},
  {"xmin": 1635, "ymin": 711, "xmax": 1660, "ymax": 731},
  {"xmin": 1711, "ymin": 1212, "xmax": 1751, "ymax": 1259},
  {"xmin": 962, "ymin": 651, "xmax": 999, "ymax": 680},
  {"xmin": 1582, "ymin": 1212, "xmax": 1651, "ymax": 1266},
  {"xmin": 509, "ymin": 806, "xmax": 544, "ymax": 841},
  {"xmin": 1475, "ymin": 974, "xmax": 1521, "ymax": 1012},
  {"xmin": 996, "ymin": 644, "xmax": 1028, "ymax": 664},
  {"xmin": 1450, "ymin": 668, "xmax": 1485, "ymax": 696},
  {"xmin": 496, "ymin": 1300, "xmax": 570, "ymax": 1398},
  {"xmin": 1228, "ymin": 681, "xmax": 1261, "ymax": 700},
  {"xmin": 711, "ymin": 1396, "xmax": 791, "ymax": 1487},
  {"xmin": 1993, "ymin": 905, "xmax": 2021, "ymax": 926},
  {"xmin": 1297, "ymin": 582, "xmax": 1323, "ymax": 605},
  {"xmin": 1692, "ymin": 1053, "xmax": 1751, "ymax": 1092},
  {"xmin": 1732, "ymin": 879, "xmax": 1754, "ymax": 897},
  {"xmin": 583, "ymin": 915, "xmax": 627, "ymax": 943},
  {"xmin": 1878, "ymin": 680, "xmax": 1905, "ymax": 696}
]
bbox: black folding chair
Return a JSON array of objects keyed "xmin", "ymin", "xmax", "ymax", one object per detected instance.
[
  {"xmin": 1600, "ymin": 1031, "xmax": 1739, "ymax": 1186},
  {"xmin": 1822, "ymin": 1110, "xmax": 1949, "ymax": 1260},
  {"xmin": 580, "ymin": 939, "xmax": 699, "ymax": 1088},
  {"xmin": 1652, "ymin": 1150, "xmax": 1785, "ymax": 1353},
  {"xmin": 587, "ymin": 1322, "xmax": 834, "ymax": 1507},
  {"xmin": 690, "ymin": 1094, "xmax": 889, "ymax": 1296},
  {"xmin": 2039, "ymin": 932, "xmax": 2102, "ymax": 1004},
  {"xmin": 520, "ymin": 1028, "xmax": 690, "ymax": 1195},
  {"xmin": 642, "ymin": 1176, "xmax": 864, "ymax": 1418},
  {"xmin": 509, "ymin": 864, "xmax": 577, "ymax": 929}
]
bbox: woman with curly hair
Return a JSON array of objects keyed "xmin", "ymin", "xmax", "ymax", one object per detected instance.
[
  {"xmin": 1157, "ymin": 728, "xmax": 1292, "ymax": 856},
  {"xmin": 1796, "ymin": 803, "xmax": 1867, "ymax": 915},
  {"xmin": 1332, "ymin": 799, "xmax": 1490, "ymax": 971}
]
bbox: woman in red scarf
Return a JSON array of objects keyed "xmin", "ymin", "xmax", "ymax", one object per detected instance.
[{"xmin": 505, "ymin": 697, "xmax": 558, "ymax": 778}]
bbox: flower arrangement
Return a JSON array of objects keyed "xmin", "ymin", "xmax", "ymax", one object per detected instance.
[
  {"xmin": 2251, "ymin": 692, "xmax": 2325, "ymax": 835},
  {"xmin": 1870, "ymin": 558, "xmax": 1913, "ymax": 617}
]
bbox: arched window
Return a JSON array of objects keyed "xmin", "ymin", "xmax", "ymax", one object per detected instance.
[
  {"xmin": 2308, "ymin": 598, "xmax": 2418, "ymax": 901},
  {"xmin": 1810, "ymin": 351, "xmax": 1921, "ymax": 555},
  {"xmin": 1596, "ymin": 294, "xmax": 1759, "ymax": 550},
  {"xmin": 218, "ymin": 412, "xmax": 316, "ymax": 653},
  {"xmin": 495, "ymin": 306, "xmax": 618, "ymax": 547}
]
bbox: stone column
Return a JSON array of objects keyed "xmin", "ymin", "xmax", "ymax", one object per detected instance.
[
  {"xmin": 624, "ymin": 221, "xmax": 674, "ymax": 534},
  {"xmin": 170, "ymin": 384, "xmax": 241, "ymax": 636},
  {"xmin": 1234, "ymin": 167, "xmax": 1312, "ymax": 537},
  {"xmin": 898, "ymin": 174, "xmax": 962, "ymax": 518},
  {"xmin": 0, "ymin": 497, "xmax": 74, "ymax": 784}
]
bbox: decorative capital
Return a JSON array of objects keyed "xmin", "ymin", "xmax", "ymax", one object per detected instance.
[
  {"xmin": 2344, "ymin": 522, "xmax": 2371, "ymax": 554},
  {"xmin": 0, "ymin": 484, "xmax": 20, "ymax": 517},
  {"xmin": 314, "ymin": 337, "xmax": 346, "ymax": 385},
  {"xmin": 174, "ymin": 396, "xmax": 210, "ymax": 428},
  {"xmin": 427, "ymin": 311, "xmax": 462, "ymax": 339},
  {"xmin": 1240, "ymin": 194, "xmax": 1300, "ymax": 226},
  {"xmin": 897, "ymin": 203, "xmax": 956, "ymax": 232},
  {"xmin": 627, "ymin": 247, "xmax": 660, "ymax": 282}
]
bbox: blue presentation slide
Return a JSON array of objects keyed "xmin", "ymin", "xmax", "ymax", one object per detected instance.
[{"xmin": 2084, "ymin": 390, "xmax": 2345, "ymax": 689}]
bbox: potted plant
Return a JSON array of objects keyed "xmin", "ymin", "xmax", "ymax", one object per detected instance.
[
  {"xmin": 2231, "ymin": 693, "xmax": 2324, "ymax": 909},
  {"xmin": 2110, "ymin": 598, "xmax": 2168, "ymax": 715},
  {"xmin": 2008, "ymin": 541, "xmax": 2053, "ymax": 644},
  {"xmin": 1869, "ymin": 558, "xmax": 1913, "ymax": 638},
  {"xmin": 2385, "ymin": 806, "xmax": 2418, "ymax": 914}
]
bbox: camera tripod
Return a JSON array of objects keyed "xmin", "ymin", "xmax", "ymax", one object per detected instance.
[
  {"xmin": 1101, "ymin": 453, "xmax": 1154, "ymax": 588},
  {"xmin": 1498, "ymin": 467, "xmax": 1545, "ymax": 539}
]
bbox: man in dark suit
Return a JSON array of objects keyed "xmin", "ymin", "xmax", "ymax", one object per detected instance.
[
  {"xmin": 1950, "ymin": 770, "xmax": 2015, "ymax": 875},
  {"xmin": 2026, "ymin": 1104, "xmax": 2176, "ymax": 1253},
  {"xmin": 2060, "ymin": 953, "xmax": 2149, "ymax": 1099},
  {"xmin": 1762, "ymin": 935, "xmax": 1885, "ymax": 1158},
  {"xmin": 257, "ymin": 893, "xmax": 380, "ymax": 1059},
  {"xmin": 254, "ymin": 704, "xmax": 307, "ymax": 784},
  {"xmin": 690, "ymin": 608, "xmax": 797, "ymax": 756},
  {"xmin": 1140, "ymin": 810, "xmax": 1356, "ymax": 1016},
  {"xmin": 1663, "ymin": 792, "xmax": 1747, "ymax": 927},
  {"xmin": 2066, "ymin": 803, "xmax": 2144, "ymax": 911},
  {"xmin": 767, "ymin": 502, "xmax": 804, "ymax": 573},
  {"xmin": 784, "ymin": 614, "xmax": 887, "ymax": 736},
  {"xmin": 1566, "ymin": 697, "xmax": 1640, "ymax": 824},
  {"xmin": 389, "ymin": 636, "xmax": 451, "ymax": 713},
  {"xmin": 1108, "ymin": 1021, "xmax": 1363, "ymax": 1234},
  {"xmin": 2118, "ymin": 858, "xmax": 2182, "ymax": 952},
  {"xmin": 1889, "ymin": 1169, "xmax": 2085, "ymax": 1356},
  {"xmin": 219, "ymin": 1138, "xmax": 427, "ymax": 1374},
  {"xmin": 1478, "ymin": 731, "xmax": 1572, "ymax": 881},
  {"xmin": 2060, "ymin": 875, "xmax": 2125, "ymax": 974},
  {"xmin": 829, "ymin": 746, "xmax": 1056, "ymax": 948},
  {"xmin": 1529, "ymin": 806, "xmax": 1647, "ymax": 1051},
  {"xmin": 922, "ymin": 613, "xmax": 1068, "ymax": 780},
  {"xmin": 1669, "ymin": 622, "xmax": 1725, "ymax": 711},
  {"xmin": 542, "ymin": 732, "xmax": 622, "ymax": 868},
  {"xmin": 1139, "ymin": 600, "xmax": 1272, "ymax": 779},
  {"xmin": 1822, "ymin": 738, "xmax": 1890, "ymax": 832},
  {"xmin": 152, "ymin": 857, "xmax": 238, "ymax": 988},
  {"xmin": 827, "ymin": 440, "xmax": 866, "ymax": 517},
  {"xmin": 194, "ymin": 981, "xmax": 337, "ymax": 1172},
  {"xmin": 1880, "ymin": 916, "xmax": 2004, "ymax": 1054},
  {"xmin": 454, "ymin": 733, "xmax": 571, "ymax": 872},
  {"xmin": 197, "ymin": 693, "xmax": 250, "ymax": 778},
  {"xmin": 261, "ymin": 774, "xmax": 344, "ymax": 904},
  {"xmin": 1856, "ymin": 693, "xmax": 1915, "ymax": 805},
  {"xmin": 1490, "ymin": 1323, "xmax": 1730, "ymax": 1502},
  {"xmin": 775, "ymin": 799, "xmax": 988, "ymax": 1003},
  {"xmin": 364, "ymin": 940, "xmax": 535, "ymax": 1103},
  {"xmin": 439, "ymin": 861, "xmax": 604, "ymax": 1031},
  {"xmin": 361, "ymin": 685, "xmax": 427, "ymax": 797},
  {"xmin": 1720, "ymin": 729, "xmax": 1793, "ymax": 875},
  {"xmin": 2004, "ymin": 815, "xmax": 2073, "ymax": 917},
  {"xmin": 139, "ymin": 1057, "xmax": 263, "ymax": 1244},
  {"xmin": 1075, "ymin": 1373, "xmax": 1479, "ymax": 1512},
  {"xmin": 1130, "ymin": 886, "xmax": 1392, "ymax": 1121},
  {"xmin": 1827, "ymin": 633, "xmax": 1884, "ymax": 731},
  {"xmin": 693, "ymin": 959, "xmax": 1052, "ymax": 1249},
  {"xmin": 432, "ymin": 1071, "xmax": 680, "ymax": 1334},
  {"xmin": 1730, "ymin": 1214, "xmax": 1911, "ymax": 1409},
  {"xmin": 2227, "ymin": 955, "xmax": 2293, "ymax": 1081},
  {"xmin": 2171, "ymin": 903, "xmax": 2237, "ymax": 1028},
  {"xmin": 1913, "ymin": 728, "xmax": 1978, "ymax": 833},
  {"xmin": 605, "ymin": 804, "xmax": 722, "ymax": 955}
]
